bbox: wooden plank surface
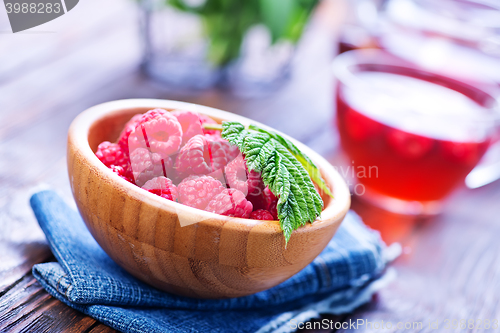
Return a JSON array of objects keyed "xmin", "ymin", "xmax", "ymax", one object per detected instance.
[
  {"xmin": 340, "ymin": 184, "xmax": 500, "ymax": 333},
  {"xmin": 1, "ymin": 0, "xmax": 500, "ymax": 332},
  {"xmin": 0, "ymin": 272, "xmax": 115, "ymax": 333}
]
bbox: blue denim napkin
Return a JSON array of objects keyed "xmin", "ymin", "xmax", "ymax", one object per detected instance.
[{"xmin": 30, "ymin": 190, "xmax": 398, "ymax": 333}]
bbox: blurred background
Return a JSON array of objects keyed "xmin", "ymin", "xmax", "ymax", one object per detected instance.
[{"xmin": 2, "ymin": 0, "xmax": 500, "ymax": 330}]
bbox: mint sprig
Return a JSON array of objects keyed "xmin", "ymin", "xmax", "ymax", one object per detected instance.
[
  {"xmin": 221, "ymin": 121, "xmax": 330, "ymax": 244},
  {"xmin": 248, "ymin": 124, "xmax": 334, "ymax": 198}
]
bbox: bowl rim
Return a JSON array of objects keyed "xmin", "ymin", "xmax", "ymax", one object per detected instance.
[{"xmin": 68, "ymin": 99, "xmax": 351, "ymax": 234}]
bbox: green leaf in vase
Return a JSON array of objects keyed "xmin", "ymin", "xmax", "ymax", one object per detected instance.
[
  {"xmin": 164, "ymin": 0, "xmax": 318, "ymax": 65},
  {"xmin": 259, "ymin": 0, "xmax": 298, "ymax": 43}
]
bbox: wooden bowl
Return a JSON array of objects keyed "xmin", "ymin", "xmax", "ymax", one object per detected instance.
[{"xmin": 67, "ymin": 99, "xmax": 351, "ymax": 299}]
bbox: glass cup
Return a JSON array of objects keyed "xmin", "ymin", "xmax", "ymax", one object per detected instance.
[
  {"xmin": 337, "ymin": 0, "xmax": 500, "ymax": 85},
  {"xmin": 378, "ymin": 0, "xmax": 500, "ymax": 85},
  {"xmin": 332, "ymin": 50, "xmax": 500, "ymax": 215}
]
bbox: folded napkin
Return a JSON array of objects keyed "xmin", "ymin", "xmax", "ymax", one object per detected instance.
[{"xmin": 30, "ymin": 190, "xmax": 399, "ymax": 333}]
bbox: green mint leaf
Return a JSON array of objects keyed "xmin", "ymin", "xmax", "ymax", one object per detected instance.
[
  {"xmin": 221, "ymin": 121, "xmax": 324, "ymax": 244},
  {"xmin": 221, "ymin": 121, "xmax": 247, "ymax": 147},
  {"xmin": 248, "ymin": 124, "xmax": 333, "ymax": 198},
  {"xmin": 259, "ymin": 0, "xmax": 297, "ymax": 43}
]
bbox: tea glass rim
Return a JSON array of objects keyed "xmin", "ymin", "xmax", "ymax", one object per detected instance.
[{"xmin": 332, "ymin": 49, "xmax": 500, "ymax": 127}]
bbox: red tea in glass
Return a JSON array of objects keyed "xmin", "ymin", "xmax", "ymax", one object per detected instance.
[{"xmin": 333, "ymin": 50, "xmax": 499, "ymax": 214}]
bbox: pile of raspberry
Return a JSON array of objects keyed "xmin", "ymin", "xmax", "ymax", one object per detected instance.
[{"xmin": 95, "ymin": 108, "xmax": 278, "ymax": 220}]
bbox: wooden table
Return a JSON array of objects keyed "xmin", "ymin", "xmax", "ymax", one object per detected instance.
[{"xmin": 1, "ymin": 0, "xmax": 500, "ymax": 332}]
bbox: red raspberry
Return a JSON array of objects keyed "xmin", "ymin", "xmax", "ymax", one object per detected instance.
[
  {"xmin": 269, "ymin": 204, "xmax": 278, "ymax": 220},
  {"xmin": 130, "ymin": 148, "xmax": 173, "ymax": 187},
  {"xmin": 247, "ymin": 170, "xmax": 264, "ymax": 197},
  {"xmin": 223, "ymin": 155, "xmax": 277, "ymax": 213},
  {"xmin": 249, "ymin": 184, "xmax": 279, "ymax": 218},
  {"xmin": 174, "ymin": 135, "xmax": 237, "ymax": 179},
  {"xmin": 125, "ymin": 109, "xmax": 182, "ymax": 159},
  {"xmin": 263, "ymin": 186, "xmax": 277, "ymax": 204},
  {"xmin": 110, "ymin": 165, "xmax": 134, "ymax": 183},
  {"xmin": 171, "ymin": 110, "xmax": 204, "ymax": 146},
  {"xmin": 137, "ymin": 108, "xmax": 170, "ymax": 123},
  {"xmin": 129, "ymin": 110, "xmax": 182, "ymax": 158},
  {"xmin": 224, "ymin": 155, "xmax": 262, "ymax": 196},
  {"xmin": 248, "ymin": 184, "xmax": 279, "ymax": 215},
  {"xmin": 174, "ymin": 135, "xmax": 212, "ymax": 178},
  {"xmin": 205, "ymin": 189, "xmax": 253, "ymax": 218},
  {"xmin": 199, "ymin": 114, "xmax": 221, "ymax": 137},
  {"xmin": 263, "ymin": 187, "xmax": 278, "ymax": 219},
  {"xmin": 214, "ymin": 136, "xmax": 240, "ymax": 163},
  {"xmin": 177, "ymin": 175, "xmax": 225, "ymax": 210},
  {"xmin": 118, "ymin": 109, "xmax": 169, "ymax": 155},
  {"xmin": 95, "ymin": 141, "xmax": 129, "ymax": 169},
  {"xmin": 250, "ymin": 209, "xmax": 275, "ymax": 220},
  {"xmin": 210, "ymin": 138, "xmax": 239, "ymax": 171},
  {"xmin": 145, "ymin": 115, "xmax": 182, "ymax": 156},
  {"xmin": 224, "ymin": 155, "xmax": 248, "ymax": 193},
  {"xmin": 142, "ymin": 176, "xmax": 178, "ymax": 201},
  {"xmin": 118, "ymin": 114, "xmax": 143, "ymax": 157}
]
